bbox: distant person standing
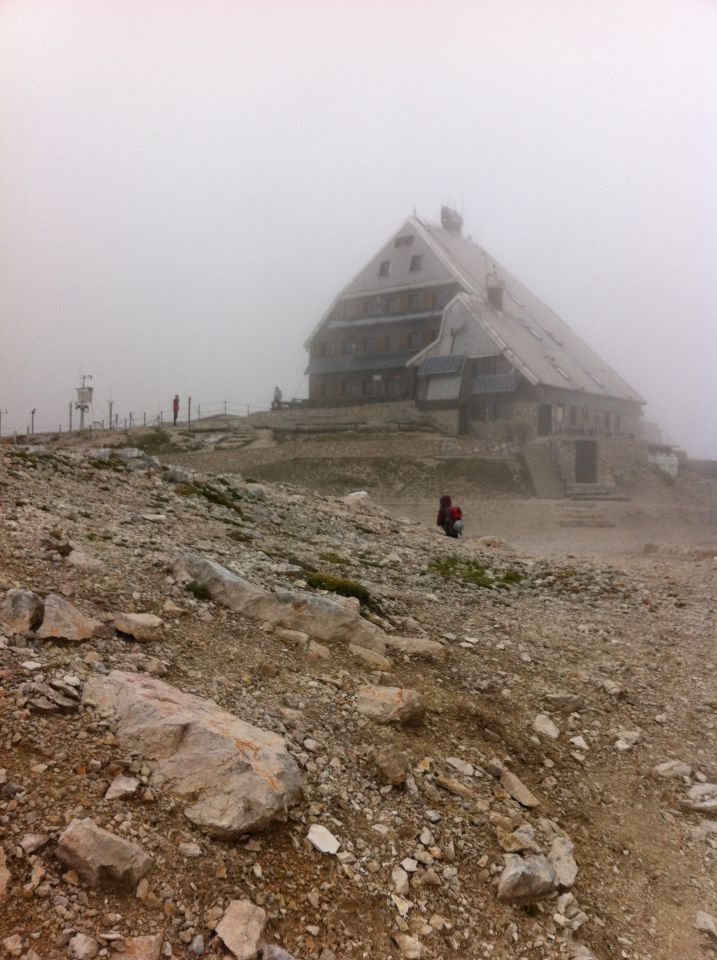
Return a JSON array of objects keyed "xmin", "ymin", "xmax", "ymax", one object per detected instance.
[
  {"xmin": 272, "ymin": 386, "xmax": 283, "ymax": 411},
  {"xmin": 172, "ymin": 394, "xmax": 180, "ymax": 426}
]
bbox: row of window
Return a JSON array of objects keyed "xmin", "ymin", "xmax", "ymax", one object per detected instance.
[
  {"xmin": 332, "ymin": 284, "xmax": 458, "ymax": 323},
  {"xmin": 555, "ymin": 405, "xmax": 621, "ymax": 432},
  {"xmin": 318, "ymin": 373, "xmax": 409, "ymax": 400},
  {"xmin": 313, "ymin": 327, "xmax": 438, "ymax": 358}
]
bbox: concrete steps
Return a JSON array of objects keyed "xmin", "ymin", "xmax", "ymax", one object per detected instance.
[{"xmin": 554, "ymin": 501, "xmax": 615, "ymax": 528}]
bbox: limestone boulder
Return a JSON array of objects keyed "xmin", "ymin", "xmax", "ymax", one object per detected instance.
[
  {"xmin": 1, "ymin": 589, "xmax": 44, "ymax": 632},
  {"xmin": 56, "ymin": 818, "xmax": 152, "ymax": 890},
  {"xmin": 548, "ymin": 835, "xmax": 578, "ymax": 888},
  {"xmin": 173, "ymin": 553, "xmax": 386, "ymax": 652},
  {"xmin": 215, "ymin": 900, "xmax": 266, "ymax": 960},
  {"xmin": 355, "ymin": 685, "xmax": 425, "ymax": 727},
  {"xmin": 111, "ymin": 613, "xmax": 164, "ymax": 642},
  {"xmin": 497, "ymin": 854, "xmax": 557, "ymax": 903},
  {"xmin": 36, "ymin": 595, "xmax": 102, "ymax": 641},
  {"xmin": 83, "ymin": 671, "xmax": 302, "ymax": 837}
]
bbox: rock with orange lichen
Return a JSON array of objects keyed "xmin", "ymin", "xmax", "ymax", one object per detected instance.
[{"xmin": 83, "ymin": 670, "xmax": 302, "ymax": 838}]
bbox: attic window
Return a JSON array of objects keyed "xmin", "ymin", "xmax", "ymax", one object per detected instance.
[
  {"xmin": 378, "ymin": 260, "xmax": 391, "ymax": 277},
  {"xmin": 395, "ymin": 235, "xmax": 414, "ymax": 248},
  {"xmin": 409, "ymin": 254, "xmax": 423, "ymax": 273},
  {"xmin": 589, "ymin": 372, "xmax": 605, "ymax": 387}
]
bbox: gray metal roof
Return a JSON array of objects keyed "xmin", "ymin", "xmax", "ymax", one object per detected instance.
[
  {"xmin": 470, "ymin": 371, "xmax": 521, "ymax": 394},
  {"xmin": 411, "ymin": 218, "xmax": 644, "ymax": 404},
  {"xmin": 418, "ymin": 354, "xmax": 464, "ymax": 377}
]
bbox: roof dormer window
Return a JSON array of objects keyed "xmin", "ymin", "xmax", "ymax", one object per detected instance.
[
  {"xmin": 378, "ymin": 260, "xmax": 391, "ymax": 277},
  {"xmin": 395, "ymin": 235, "xmax": 414, "ymax": 248},
  {"xmin": 409, "ymin": 254, "xmax": 423, "ymax": 273}
]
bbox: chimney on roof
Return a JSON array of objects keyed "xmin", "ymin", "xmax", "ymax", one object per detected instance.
[
  {"xmin": 486, "ymin": 267, "xmax": 504, "ymax": 312},
  {"xmin": 440, "ymin": 205, "xmax": 463, "ymax": 234}
]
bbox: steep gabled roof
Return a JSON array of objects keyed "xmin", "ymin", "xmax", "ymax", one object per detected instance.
[{"xmin": 305, "ymin": 212, "xmax": 644, "ymax": 404}]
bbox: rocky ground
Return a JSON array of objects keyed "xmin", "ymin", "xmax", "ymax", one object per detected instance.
[{"xmin": 0, "ymin": 436, "xmax": 715, "ymax": 960}]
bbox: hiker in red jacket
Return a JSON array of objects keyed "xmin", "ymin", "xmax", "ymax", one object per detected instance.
[
  {"xmin": 437, "ymin": 495, "xmax": 453, "ymax": 537},
  {"xmin": 172, "ymin": 394, "xmax": 180, "ymax": 426}
]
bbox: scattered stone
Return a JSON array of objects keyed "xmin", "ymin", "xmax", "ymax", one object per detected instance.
[
  {"xmin": 105, "ymin": 774, "xmax": 140, "ymax": 800},
  {"xmin": 548, "ymin": 836, "xmax": 578, "ymax": 888},
  {"xmin": 306, "ymin": 639, "xmax": 331, "ymax": 662},
  {"xmin": 36, "ymin": 594, "xmax": 102, "ymax": 641},
  {"xmin": 0, "ymin": 846, "xmax": 10, "ymax": 901},
  {"xmin": 111, "ymin": 612, "xmax": 164, "ymax": 642},
  {"xmin": 393, "ymin": 933, "xmax": 422, "ymax": 958},
  {"xmin": 2, "ymin": 936, "xmax": 23, "ymax": 958},
  {"xmin": 695, "ymin": 911, "xmax": 717, "ymax": 940},
  {"xmin": 392, "ymin": 865, "xmax": 410, "ymax": 895},
  {"xmin": 545, "ymin": 692, "xmax": 584, "ymax": 711},
  {"xmin": 178, "ymin": 842, "xmax": 202, "ymax": 858},
  {"xmin": 307, "ymin": 824, "xmax": 340, "ymax": 854},
  {"xmin": 498, "ymin": 766, "xmax": 540, "ymax": 808},
  {"xmin": 0, "ymin": 588, "xmax": 44, "ymax": 632},
  {"xmin": 376, "ymin": 746, "xmax": 410, "ymax": 786},
  {"xmin": 355, "ymin": 685, "xmax": 425, "ymax": 726},
  {"xmin": 56, "ymin": 817, "xmax": 153, "ymax": 889},
  {"xmin": 384, "ymin": 636, "xmax": 448, "ymax": 661},
  {"xmin": 653, "ymin": 759, "xmax": 691, "ymax": 779},
  {"xmin": 120, "ymin": 935, "xmax": 163, "ymax": 960},
  {"xmin": 533, "ymin": 714, "xmax": 560, "ymax": 739},
  {"xmin": 83, "ymin": 670, "xmax": 303, "ymax": 837},
  {"xmin": 349, "ymin": 643, "xmax": 393, "ymax": 670},
  {"xmin": 215, "ymin": 899, "xmax": 266, "ymax": 960},
  {"xmin": 497, "ymin": 854, "xmax": 557, "ymax": 903},
  {"xmin": 68, "ymin": 933, "xmax": 99, "ymax": 960},
  {"xmin": 615, "ymin": 729, "xmax": 641, "ymax": 751},
  {"xmin": 19, "ymin": 833, "xmax": 49, "ymax": 854}
]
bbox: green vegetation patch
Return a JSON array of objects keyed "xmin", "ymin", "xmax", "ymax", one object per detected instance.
[
  {"xmin": 173, "ymin": 480, "xmax": 246, "ymax": 518},
  {"xmin": 135, "ymin": 430, "xmax": 174, "ymax": 455},
  {"xmin": 319, "ymin": 551, "xmax": 350, "ymax": 566},
  {"xmin": 428, "ymin": 555, "xmax": 523, "ymax": 589},
  {"xmin": 305, "ymin": 571, "xmax": 370, "ymax": 605},
  {"xmin": 185, "ymin": 580, "xmax": 211, "ymax": 601}
]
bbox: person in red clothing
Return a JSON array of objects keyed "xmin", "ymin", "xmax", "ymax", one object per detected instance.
[
  {"xmin": 172, "ymin": 394, "xmax": 180, "ymax": 426},
  {"xmin": 437, "ymin": 495, "xmax": 453, "ymax": 537}
]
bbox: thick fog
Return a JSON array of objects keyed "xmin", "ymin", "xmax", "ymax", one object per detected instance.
[{"xmin": 1, "ymin": 1, "xmax": 715, "ymax": 456}]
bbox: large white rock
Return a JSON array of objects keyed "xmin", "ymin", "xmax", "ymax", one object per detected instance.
[
  {"xmin": 36, "ymin": 595, "xmax": 102, "ymax": 641},
  {"xmin": 173, "ymin": 554, "xmax": 386, "ymax": 652},
  {"xmin": 56, "ymin": 818, "xmax": 152, "ymax": 890},
  {"xmin": 83, "ymin": 671, "xmax": 302, "ymax": 837},
  {"xmin": 497, "ymin": 854, "xmax": 557, "ymax": 903},
  {"xmin": 355, "ymin": 685, "xmax": 426, "ymax": 727},
  {"xmin": 215, "ymin": 900, "xmax": 266, "ymax": 960}
]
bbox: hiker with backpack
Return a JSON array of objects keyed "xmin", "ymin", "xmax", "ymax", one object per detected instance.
[{"xmin": 437, "ymin": 495, "xmax": 464, "ymax": 538}]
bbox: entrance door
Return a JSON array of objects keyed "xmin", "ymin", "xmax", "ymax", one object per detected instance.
[
  {"xmin": 537, "ymin": 404, "xmax": 552, "ymax": 436},
  {"xmin": 574, "ymin": 440, "xmax": 598, "ymax": 483}
]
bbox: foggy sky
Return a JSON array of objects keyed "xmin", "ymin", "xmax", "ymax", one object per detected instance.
[{"xmin": 1, "ymin": 0, "xmax": 716, "ymax": 456}]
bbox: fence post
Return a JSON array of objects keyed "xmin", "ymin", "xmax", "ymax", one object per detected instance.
[
  {"xmin": 197, "ymin": 405, "xmax": 200, "ymax": 421},
  {"xmin": 69, "ymin": 402, "xmax": 73, "ymax": 433},
  {"xmin": 143, "ymin": 412, "xmax": 146, "ymax": 427}
]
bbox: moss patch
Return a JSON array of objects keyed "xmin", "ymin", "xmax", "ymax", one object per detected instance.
[
  {"xmin": 428, "ymin": 555, "xmax": 522, "ymax": 590},
  {"xmin": 185, "ymin": 580, "xmax": 211, "ymax": 601},
  {"xmin": 305, "ymin": 571, "xmax": 370, "ymax": 605}
]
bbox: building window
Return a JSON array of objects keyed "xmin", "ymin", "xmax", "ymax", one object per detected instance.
[
  {"xmin": 409, "ymin": 254, "xmax": 423, "ymax": 272},
  {"xmin": 342, "ymin": 340, "xmax": 354, "ymax": 355},
  {"xmin": 386, "ymin": 333, "xmax": 400, "ymax": 352},
  {"xmin": 409, "ymin": 331, "xmax": 422, "ymax": 349},
  {"xmin": 615, "ymin": 414, "xmax": 621, "ymax": 433},
  {"xmin": 409, "ymin": 292, "xmax": 422, "ymax": 311},
  {"xmin": 569, "ymin": 405, "xmax": 577, "ymax": 427},
  {"xmin": 395, "ymin": 235, "xmax": 414, "ymax": 248},
  {"xmin": 603, "ymin": 411, "xmax": 611, "ymax": 430},
  {"xmin": 378, "ymin": 260, "xmax": 391, "ymax": 277}
]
